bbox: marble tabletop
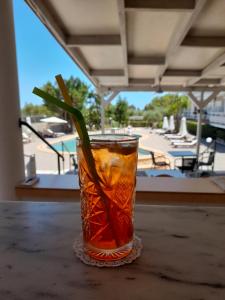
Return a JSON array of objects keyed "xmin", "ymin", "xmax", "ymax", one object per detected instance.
[{"xmin": 0, "ymin": 201, "xmax": 225, "ymax": 300}]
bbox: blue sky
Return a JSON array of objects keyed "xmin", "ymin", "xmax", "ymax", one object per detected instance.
[{"xmin": 13, "ymin": 0, "xmax": 155, "ymax": 109}]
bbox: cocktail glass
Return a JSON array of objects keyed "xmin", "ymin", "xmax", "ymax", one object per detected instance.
[{"xmin": 77, "ymin": 134, "xmax": 138, "ymax": 261}]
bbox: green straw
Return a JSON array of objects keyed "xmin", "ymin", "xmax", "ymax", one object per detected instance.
[{"xmin": 33, "ymin": 87, "xmax": 101, "ymax": 185}]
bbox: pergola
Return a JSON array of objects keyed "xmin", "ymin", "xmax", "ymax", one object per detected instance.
[
  {"xmin": 25, "ymin": 0, "xmax": 225, "ymax": 155},
  {"xmin": 1, "ymin": 0, "xmax": 225, "ymax": 198},
  {"xmin": 24, "ymin": 1, "xmax": 225, "ymax": 92}
]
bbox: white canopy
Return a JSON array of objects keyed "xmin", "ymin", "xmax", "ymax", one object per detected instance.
[
  {"xmin": 169, "ymin": 115, "xmax": 175, "ymax": 132},
  {"xmin": 40, "ymin": 117, "xmax": 68, "ymax": 124},
  {"xmin": 162, "ymin": 116, "xmax": 169, "ymax": 130}
]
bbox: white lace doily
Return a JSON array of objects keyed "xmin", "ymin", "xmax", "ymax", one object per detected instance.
[{"xmin": 73, "ymin": 235, "xmax": 143, "ymax": 267}]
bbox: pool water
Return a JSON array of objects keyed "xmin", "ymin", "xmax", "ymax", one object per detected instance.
[
  {"xmin": 53, "ymin": 137, "xmax": 149, "ymax": 156},
  {"xmin": 54, "ymin": 139, "xmax": 76, "ymax": 153},
  {"xmin": 138, "ymin": 148, "xmax": 150, "ymax": 156}
]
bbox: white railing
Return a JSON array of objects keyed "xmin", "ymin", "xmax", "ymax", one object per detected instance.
[
  {"xmin": 207, "ymin": 114, "xmax": 225, "ymax": 129},
  {"xmin": 185, "ymin": 112, "xmax": 225, "ymax": 129}
]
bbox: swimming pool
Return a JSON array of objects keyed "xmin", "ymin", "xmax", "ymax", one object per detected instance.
[{"xmin": 53, "ymin": 137, "xmax": 150, "ymax": 156}]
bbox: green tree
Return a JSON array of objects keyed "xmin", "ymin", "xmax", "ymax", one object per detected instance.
[
  {"xmin": 41, "ymin": 81, "xmax": 61, "ymax": 116},
  {"xmin": 40, "ymin": 76, "xmax": 95, "ymax": 130},
  {"xmin": 166, "ymin": 94, "xmax": 189, "ymax": 116},
  {"xmin": 143, "ymin": 109, "xmax": 163, "ymax": 128},
  {"xmin": 114, "ymin": 97, "xmax": 129, "ymax": 126},
  {"xmin": 144, "ymin": 94, "xmax": 189, "ymax": 129},
  {"xmin": 64, "ymin": 76, "xmax": 90, "ymax": 113},
  {"xmin": 41, "ymin": 76, "xmax": 90, "ymax": 117},
  {"xmin": 127, "ymin": 104, "xmax": 139, "ymax": 117},
  {"xmin": 85, "ymin": 93, "xmax": 101, "ymax": 129},
  {"xmin": 164, "ymin": 94, "xmax": 189, "ymax": 129},
  {"xmin": 21, "ymin": 103, "xmax": 52, "ymax": 117},
  {"xmin": 105, "ymin": 103, "xmax": 115, "ymax": 126}
]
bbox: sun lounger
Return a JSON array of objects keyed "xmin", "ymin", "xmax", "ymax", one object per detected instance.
[
  {"xmin": 164, "ymin": 132, "xmax": 179, "ymax": 138},
  {"xmin": 173, "ymin": 140, "xmax": 197, "ymax": 148},
  {"xmin": 170, "ymin": 136, "xmax": 195, "ymax": 145},
  {"xmin": 43, "ymin": 129, "xmax": 65, "ymax": 138},
  {"xmin": 166, "ymin": 134, "xmax": 187, "ymax": 140},
  {"xmin": 154, "ymin": 129, "xmax": 167, "ymax": 135},
  {"xmin": 170, "ymin": 139, "xmax": 186, "ymax": 144},
  {"xmin": 54, "ymin": 132, "xmax": 65, "ymax": 137}
]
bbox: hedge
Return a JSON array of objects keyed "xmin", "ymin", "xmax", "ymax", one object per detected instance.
[{"xmin": 187, "ymin": 120, "xmax": 225, "ymax": 142}]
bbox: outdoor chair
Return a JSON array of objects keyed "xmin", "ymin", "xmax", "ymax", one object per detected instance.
[
  {"xmin": 175, "ymin": 157, "xmax": 197, "ymax": 174},
  {"xmin": 198, "ymin": 151, "xmax": 215, "ymax": 171},
  {"xmin": 149, "ymin": 151, "xmax": 171, "ymax": 169}
]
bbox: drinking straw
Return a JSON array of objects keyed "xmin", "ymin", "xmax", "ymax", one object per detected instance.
[
  {"xmin": 33, "ymin": 87, "xmax": 100, "ymax": 183},
  {"xmin": 33, "ymin": 80, "xmax": 121, "ymax": 247}
]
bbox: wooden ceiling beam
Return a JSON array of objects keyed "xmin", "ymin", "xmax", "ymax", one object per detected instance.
[
  {"xmin": 125, "ymin": 0, "xmax": 195, "ymax": 10},
  {"xmin": 164, "ymin": 69, "xmax": 201, "ymax": 77},
  {"xmin": 90, "ymin": 69, "xmax": 124, "ymax": 76},
  {"xmin": 66, "ymin": 35, "xmax": 121, "ymax": 47},
  {"xmin": 195, "ymin": 78, "xmax": 221, "ymax": 85},
  {"xmin": 220, "ymin": 77, "xmax": 225, "ymax": 85},
  {"xmin": 156, "ymin": 0, "xmax": 207, "ymax": 82},
  {"xmin": 182, "ymin": 36, "xmax": 225, "ymax": 47},
  {"xmin": 128, "ymin": 56, "xmax": 165, "ymax": 65},
  {"xmin": 188, "ymin": 52, "xmax": 225, "ymax": 86},
  {"xmin": 104, "ymin": 91, "xmax": 120, "ymax": 106},
  {"xmin": 103, "ymin": 85, "xmax": 225, "ymax": 92},
  {"xmin": 117, "ymin": 0, "xmax": 129, "ymax": 85},
  {"xmin": 129, "ymin": 78, "xmax": 155, "ymax": 85}
]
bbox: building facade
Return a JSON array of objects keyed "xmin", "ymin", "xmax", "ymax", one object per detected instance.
[{"xmin": 186, "ymin": 93, "xmax": 225, "ymax": 130}]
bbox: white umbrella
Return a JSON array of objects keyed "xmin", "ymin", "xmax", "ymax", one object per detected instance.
[
  {"xmin": 162, "ymin": 116, "xmax": 169, "ymax": 130},
  {"xmin": 179, "ymin": 117, "xmax": 188, "ymax": 136},
  {"xmin": 25, "ymin": 116, "xmax": 32, "ymax": 133},
  {"xmin": 169, "ymin": 115, "xmax": 175, "ymax": 132},
  {"xmin": 26, "ymin": 116, "xmax": 32, "ymax": 125},
  {"xmin": 40, "ymin": 116, "xmax": 67, "ymax": 124}
]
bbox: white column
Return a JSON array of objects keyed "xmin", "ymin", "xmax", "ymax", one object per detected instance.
[
  {"xmin": 97, "ymin": 88, "xmax": 105, "ymax": 134},
  {"xmin": 196, "ymin": 108, "xmax": 203, "ymax": 161},
  {"xmin": 0, "ymin": 0, "xmax": 25, "ymax": 200},
  {"xmin": 196, "ymin": 91, "xmax": 205, "ymax": 165},
  {"xmin": 188, "ymin": 91, "xmax": 203, "ymax": 163},
  {"xmin": 100, "ymin": 97, "xmax": 105, "ymax": 134}
]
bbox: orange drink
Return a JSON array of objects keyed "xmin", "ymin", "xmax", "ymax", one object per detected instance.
[{"xmin": 77, "ymin": 134, "xmax": 138, "ymax": 261}]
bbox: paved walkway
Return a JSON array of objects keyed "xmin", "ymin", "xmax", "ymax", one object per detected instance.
[
  {"xmin": 23, "ymin": 135, "xmax": 75, "ymax": 174},
  {"xmin": 23, "ymin": 128, "xmax": 225, "ymax": 174},
  {"xmin": 136, "ymin": 127, "xmax": 225, "ymax": 172}
]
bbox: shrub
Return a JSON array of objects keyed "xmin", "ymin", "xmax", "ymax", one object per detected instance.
[
  {"xmin": 187, "ymin": 121, "xmax": 225, "ymax": 141},
  {"xmin": 186, "ymin": 121, "xmax": 197, "ymax": 135},
  {"xmin": 217, "ymin": 129, "xmax": 225, "ymax": 141}
]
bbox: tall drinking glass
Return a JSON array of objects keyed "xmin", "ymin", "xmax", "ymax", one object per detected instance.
[{"xmin": 77, "ymin": 134, "xmax": 138, "ymax": 261}]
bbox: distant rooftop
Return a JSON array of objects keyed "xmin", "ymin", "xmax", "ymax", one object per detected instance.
[{"xmin": 129, "ymin": 115, "xmax": 144, "ymax": 121}]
